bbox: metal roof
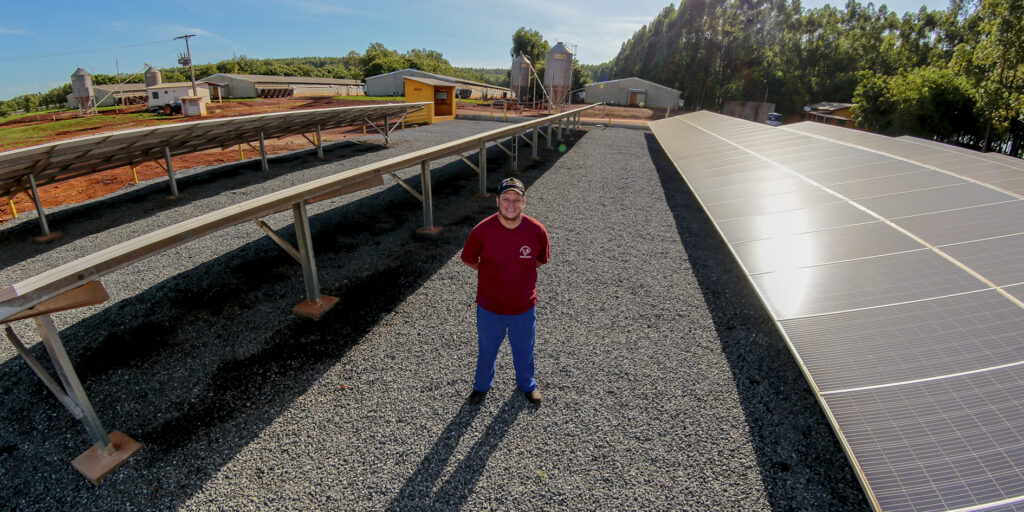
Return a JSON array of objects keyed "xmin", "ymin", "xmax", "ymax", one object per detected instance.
[
  {"xmin": 650, "ymin": 111, "xmax": 1024, "ymax": 512},
  {"xmin": 200, "ymin": 73, "xmax": 364, "ymax": 86},
  {"xmin": 0, "ymin": 102, "xmax": 429, "ymax": 199},
  {"xmin": 366, "ymin": 68, "xmax": 510, "ymax": 92},
  {"xmin": 405, "ymin": 77, "xmax": 456, "ymax": 88}
]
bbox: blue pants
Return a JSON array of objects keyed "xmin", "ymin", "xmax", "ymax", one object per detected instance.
[{"xmin": 474, "ymin": 305, "xmax": 537, "ymax": 393}]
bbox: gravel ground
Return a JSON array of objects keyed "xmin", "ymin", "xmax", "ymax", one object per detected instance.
[{"xmin": 0, "ymin": 120, "xmax": 869, "ymax": 510}]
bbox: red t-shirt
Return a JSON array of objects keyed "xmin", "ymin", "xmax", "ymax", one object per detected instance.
[{"xmin": 461, "ymin": 213, "xmax": 550, "ymax": 315}]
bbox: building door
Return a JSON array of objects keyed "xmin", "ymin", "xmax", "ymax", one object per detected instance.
[{"xmin": 628, "ymin": 92, "xmax": 638, "ymax": 106}]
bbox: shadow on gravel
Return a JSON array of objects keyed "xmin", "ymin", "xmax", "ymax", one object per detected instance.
[
  {"xmin": 645, "ymin": 133, "xmax": 870, "ymax": 511},
  {"xmin": 0, "ymin": 137, "xmax": 388, "ymax": 269},
  {"xmin": 0, "ymin": 127, "xmax": 589, "ymax": 511},
  {"xmin": 386, "ymin": 394, "xmax": 527, "ymax": 511}
]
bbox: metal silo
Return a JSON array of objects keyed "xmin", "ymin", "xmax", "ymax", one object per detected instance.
[
  {"xmin": 145, "ymin": 65, "xmax": 162, "ymax": 87},
  {"xmin": 543, "ymin": 42, "xmax": 573, "ymax": 106},
  {"xmin": 71, "ymin": 68, "xmax": 93, "ymax": 110},
  {"xmin": 510, "ymin": 54, "xmax": 531, "ymax": 101}
]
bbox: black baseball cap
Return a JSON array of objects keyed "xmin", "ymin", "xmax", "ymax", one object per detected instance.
[{"xmin": 497, "ymin": 177, "xmax": 525, "ymax": 196}]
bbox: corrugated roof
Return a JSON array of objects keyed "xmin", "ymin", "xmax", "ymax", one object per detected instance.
[
  {"xmin": 367, "ymin": 69, "xmax": 509, "ymax": 92},
  {"xmin": 147, "ymin": 82, "xmax": 210, "ymax": 89},
  {"xmin": 203, "ymin": 73, "xmax": 363, "ymax": 86},
  {"xmin": 405, "ymin": 77, "xmax": 456, "ymax": 88},
  {"xmin": 585, "ymin": 77, "xmax": 680, "ymax": 94}
]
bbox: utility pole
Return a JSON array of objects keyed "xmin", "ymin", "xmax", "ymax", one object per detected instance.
[{"xmin": 175, "ymin": 34, "xmax": 197, "ymax": 96}]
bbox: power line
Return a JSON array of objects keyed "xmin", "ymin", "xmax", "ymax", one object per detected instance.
[{"xmin": 0, "ymin": 39, "xmax": 174, "ymax": 63}]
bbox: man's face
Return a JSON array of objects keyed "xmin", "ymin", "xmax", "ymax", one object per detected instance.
[{"xmin": 497, "ymin": 190, "xmax": 525, "ymax": 221}]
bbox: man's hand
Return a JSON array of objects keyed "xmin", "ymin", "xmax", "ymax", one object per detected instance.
[{"xmin": 465, "ymin": 261, "xmax": 479, "ymax": 271}]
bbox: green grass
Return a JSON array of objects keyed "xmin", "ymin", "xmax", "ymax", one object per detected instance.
[
  {"xmin": 0, "ymin": 112, "xmax": 168, "ymax": 151},
  {"xmin": 458, "ymin": 99, "xmax": 487, "ymax": 104}
]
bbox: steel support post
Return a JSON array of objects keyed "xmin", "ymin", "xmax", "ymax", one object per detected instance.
[
  {"xmin": 163, "ymin": 146, "xmax": 179, "ymax": 197},
  {"xmin": 531, "ymin": 127, "xmax": 539, "ymax": 160},
  {"xmin": 26, "ymin": 174, "xmax": 51, "ymax": 237},
  {"xmin": 510, "ymin": 133, "xmax": 519, "ymax": 172},
  {"xmin": 557, "ymin": 118, "xmax": 564, "ymax": 141},
  {"xmin": 292, "ymin": 202, "xmax": 321, "ymax": 305},
  {"xmin": 545, "ymin": 121, "xmax": 553, "ymax": 150},
  {"xmin": 478, "ymin": 141, "xmax": 488, "ymax": 196},
  {"xmin": 258, "ymin": 130, "xmax": 269, "ymax": 171},
  {"xmin": 384, "ymin": 115, "xmax": 390, "ymax": 146},
  {"xmin": 421, "ymin": 160, "xmax": 434, "ymax": 230},
  {"xmin": 33, "ymin": 314, "xmax": 113, "ymax": 453},
  {"xmin": 315, "ymin": 123, "xmax": 324, "ymax": 160},
  {"xmin": 290, "ymin": 201, "xmax": 338, "ymax": 319}
]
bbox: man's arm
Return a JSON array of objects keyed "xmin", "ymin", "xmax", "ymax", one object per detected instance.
[{"xmin": 465, "ymin": 261, "xmax": 479, "ymax": 271}]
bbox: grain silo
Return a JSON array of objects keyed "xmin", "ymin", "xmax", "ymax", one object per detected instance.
[
  {"xmin": 510, "ymin": 54, "xmax": 531, "ymax": 101},
  {"xmin": 543, "ymin": 42, "xmax": 573, "ymax": 106},
  {"xmin": 145, "ymin": 65, "xmax": 162, "ymax": 87},
  {"xmin": 71, "ymin": 68, "xmax": 93, "ymax": 111}
]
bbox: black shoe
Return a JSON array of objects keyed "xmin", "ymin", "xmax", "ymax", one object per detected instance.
[
  {"xmin": 467, "ymin": 390, "xmax": 487, "ymax": 405},
  {"xmin": 524, "ymin": 388, "xmax": 542, "ymax": 405}
]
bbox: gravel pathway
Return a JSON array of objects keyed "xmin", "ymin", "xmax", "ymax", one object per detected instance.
[{"xmin": 0, "ymin": 121, "xmax": 868, "ymax": 510}]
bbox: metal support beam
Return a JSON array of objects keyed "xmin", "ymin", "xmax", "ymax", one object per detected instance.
[
  {"xmin": 510, "ymin": 133, "xmax": 519, "ymax": 173},
  {"xmin": 457, "ymin": 153, "xmax": 480, "ymax": 174},
  {"xmin": 387, "ymin": 172, "xmax": 423, "ymax": 201},
  {"xmin": 292, "ymin": 202, "xmax": 320, "ymax": 304},
  {"xmin": 478, "ymin": 141, "xmax": 488, "ymax": 196},
  {"xmin": 163, "ymin": 146, "xmax": 179, "ymax": 197},
  {"xmin": 421, "ymin": 161, "xmax": 433, "ymax": 229},
  {"xmin": 545, "ymin": 122, "xmax": 553, "ymax": 150},
  {"xmin": 258, "ymin": 130, "xmax": 269, "ymax": 171},
  {"xmin": 531, "ymin": 127, "xmax": 539, "ymax": 160},
  {"xmin": 253, "ymin": 219, "xmax": 302, "ymax": 263},
  {"xmin": 384, "ymin": 115, "xmax": 390, "ymax": 146},
  {"xmin": 7, "ymin": 317, "xmax": 141, "ymax": 485},
  {"xmin": 26, "ymin": 174, "xmax": 51, "ymax": 237},
  {"xmin": 33, "ymin": 314, "xmax": 112, "ymax": 452},
  {"xmin": 416, "ymin": 160, "xmax": 440, "ymax": 236},
  {"xmin": 290, "ymin": 202, "xmax": 338, "ymax": 319},
  {"xmin": 315, "ymin": 123, "xmax": 324, "ymax": 160}
]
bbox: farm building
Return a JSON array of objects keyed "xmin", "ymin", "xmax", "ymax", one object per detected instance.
[
  {"xmin": 65, "ymin": 83, "xmax": 148, "ymax": 109},
  {"xmin": 403, "ymin": 77, "xmax": 455, "ymax": 124},
  {"xmin": 364, "ymin": 69, "xmax": 509, "ymax": 100},
  {"xmin": 147, "ymin": 82, "xmax": 211, "ymax": 109},
  {"xmin": 584, "ymin": 77, "xmax": 681, "ymax": 110},
  {"xmin": 804, "ymin": 102, "xmax": 855, "ymax": 126},
  {"xmin": 197, "ymin": 74, "xmax": 364, "ymax": 99}
]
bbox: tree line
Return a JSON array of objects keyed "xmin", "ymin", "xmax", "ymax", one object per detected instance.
[
  {"xmin": 592, "ymin": 0, "xmax": 1023, "ymax": 155},
  {"xmin": 0, "ymin": 44, "xmax": 510, "ymax": 117}
]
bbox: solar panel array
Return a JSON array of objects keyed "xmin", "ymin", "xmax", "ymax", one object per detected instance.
[
  {"xmin": 649, "ymin": 111, "xmax": 1024, "ymax": 512},
  {"xmin": 0, "ymin": 102, "xmax": 429, "ymax": 198}
]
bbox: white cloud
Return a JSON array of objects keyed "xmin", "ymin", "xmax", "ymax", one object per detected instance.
[{"xmin": 0, "ymin": 28, "xmax": 27, "ymax": 35}]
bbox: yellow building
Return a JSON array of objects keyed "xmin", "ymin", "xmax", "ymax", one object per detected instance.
[{"xmin": 404, "ymin": 77, "xmax": 456, "ymax": 124}]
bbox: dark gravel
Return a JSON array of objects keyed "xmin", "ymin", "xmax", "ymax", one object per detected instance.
[{"xmin": 0, "ymin": 120, "xmax": 869, "ymax": 510}]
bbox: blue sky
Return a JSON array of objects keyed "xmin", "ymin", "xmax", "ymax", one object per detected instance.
[{"xmin": 1, "ymin": 0, "xmax": 949, "ymax": 101}]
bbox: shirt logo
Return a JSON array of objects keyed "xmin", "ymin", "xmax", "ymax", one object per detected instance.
[{"xmin": 519, "ymin": 246, "xmax": 532, "ymax": 258}]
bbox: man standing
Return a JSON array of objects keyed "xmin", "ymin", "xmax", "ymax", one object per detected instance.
[{"xmin": 461, "ymin": 177, "xmax": 550, "ymax": 406}]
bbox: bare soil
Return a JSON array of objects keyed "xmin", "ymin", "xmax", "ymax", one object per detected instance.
[{"xmin": 0, "ymin": 99, "xmax": 675, "ymax": 224}]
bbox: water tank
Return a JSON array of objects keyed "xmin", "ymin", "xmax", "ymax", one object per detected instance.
[
  {"xmin": 543, "ymin": 42, "xmax": 573, "ymax": 105},
  {"xmin": 145, "ymin": 65, "xmax": 162, "ymax": 87},
  {"xmin": 70, "ymin": 68, "xmax": 93, "ymax": 109},
  {"xmin": 510, "ymin": 54, "xmax": 531, "ymax": 100}
]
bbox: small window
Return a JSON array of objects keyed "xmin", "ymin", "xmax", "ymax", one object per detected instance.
[{"xmin": 152, "ymin": 92, "xmax": 159, "ymax": 99}]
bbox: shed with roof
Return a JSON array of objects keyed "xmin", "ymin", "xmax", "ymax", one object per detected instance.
[
  {"xmin": 198, "ymin": 74, "xmax": 364, "ymax": 99},
  {"xmin": 584, "ymin": 77, "xmax": 681, "ymax": 110}
]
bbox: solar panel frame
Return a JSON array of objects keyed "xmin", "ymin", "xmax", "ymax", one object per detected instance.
[
  {"xmin": 0, "ymin": 102, "xmax": 431, "ymax": 198},
  {"xmin": 650, "ymin": 112, "xmax": 1024, "ymax": 512}
]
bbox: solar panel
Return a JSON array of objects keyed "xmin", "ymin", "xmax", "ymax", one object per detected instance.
[
  {"xmin": 0, "ymin": 102, "xmax": 430, "ymax": 200},
  {"xmin": 787, "ymin": 122, "xmax": 1024, "ymax": 199},
  {"xmin": 650, "ymin": 111, "xmax": 1024, "ymax": 512}
]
